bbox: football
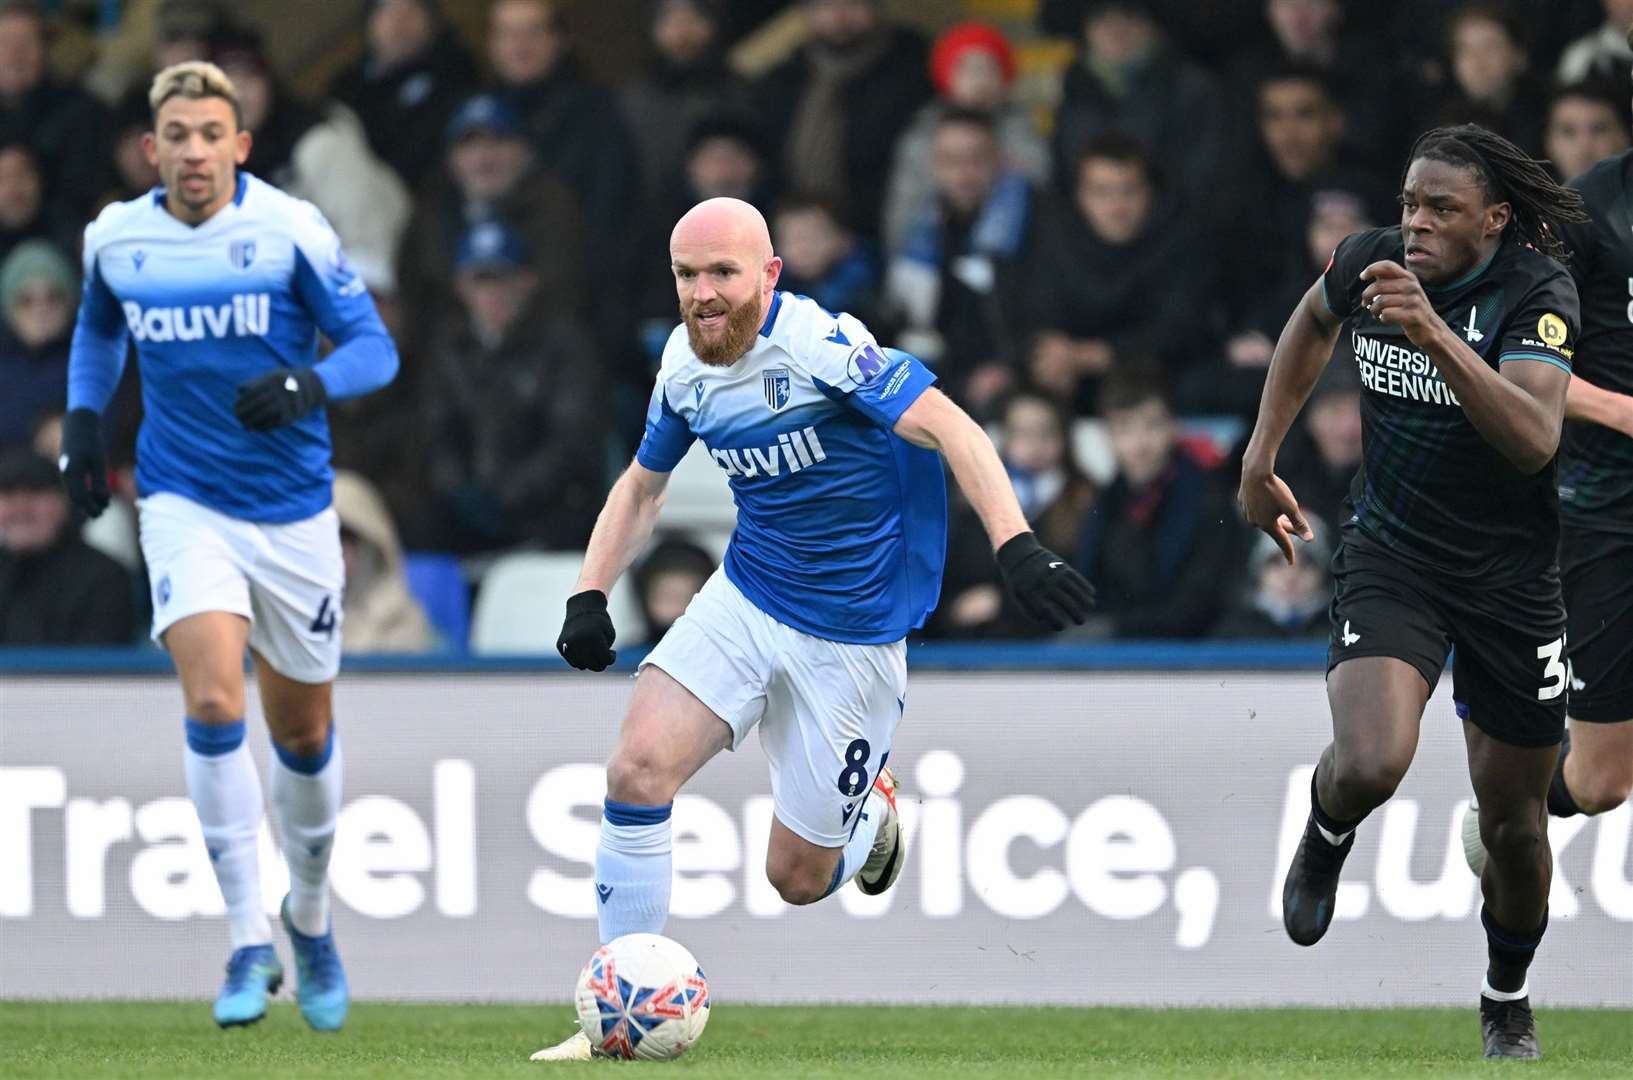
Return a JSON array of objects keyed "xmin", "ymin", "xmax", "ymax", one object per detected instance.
[{"xmin": 573, "ymin": 933, "xmax": 711, "ymax": 1060}]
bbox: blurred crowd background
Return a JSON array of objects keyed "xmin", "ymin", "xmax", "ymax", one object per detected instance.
[{"xmin": 2, "ymin": 0, "xmax": 1627, "ymax": 653}]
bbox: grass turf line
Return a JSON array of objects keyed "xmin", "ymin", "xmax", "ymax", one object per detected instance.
[{"xmin": 2, "ymin": 1002, "xmax": 1630, "ymax": 1078}]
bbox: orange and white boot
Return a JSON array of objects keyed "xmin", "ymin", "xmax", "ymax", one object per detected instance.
[{"xmin": 855, "ymin": 766, "xmax": 904, "ymax": 896}]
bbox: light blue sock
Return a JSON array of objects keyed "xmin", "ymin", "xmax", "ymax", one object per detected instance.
[
  {"xmin": 594, "ymin": 799, "xmax": 672, "ymax": 944},
  {"xmin": 820, "ymin": 799, "xmax": 886, "ymax": 899}
]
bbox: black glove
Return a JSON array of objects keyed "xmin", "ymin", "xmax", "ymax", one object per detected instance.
[
  {"xmin": 233, "ymin": 367, "xmax": 327, "ymax": 431},
  {"xmin": 58, "ymin": 407, "xmax": 110, "ymax": 518},
  {"xmin": 557, "ymin": 590, "xmax": 617, "ymax": 671},
  {"xmin": 996, "ymin": 531, "xmax": 1096, "ymax": 631}
]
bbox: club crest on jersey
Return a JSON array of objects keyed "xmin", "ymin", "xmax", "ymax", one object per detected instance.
[
  {"xmin": 763, "ymin": 367, "xmax": 791, "ymax": 412},
  {"xmin": 1462, "ymin": 304, "xmax": 1483, "ymax": 343},
  {"xmin": 228, "ymin": 239, "xmax": 256, "ymax": 271}
]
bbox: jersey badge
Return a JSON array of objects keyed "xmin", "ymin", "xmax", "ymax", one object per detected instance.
[
  {"xmin": 1462, "ymin": 305, "xmax": 1483, "ymax": 343},
  {"xmin": 824, "ymin": 322, "xmax": 850, "ymax": 346},
  {"xmin": 229, "ymin": 239, "xmax": 257, "ymax": 271},
  {"xmin": 1537, "ymin": 312, "xmax": 1568, "ymax": 348},
  {"xmin": 763, "ymin": 367, "xmax": 791, "ymax": 412}
]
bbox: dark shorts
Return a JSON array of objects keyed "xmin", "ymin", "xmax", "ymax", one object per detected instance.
[
  {"xmin": 1326, "ymin": 529, "xmax": 1567, "ymax": 748},
  {"xmin": 1561, "ymin": 525, "xmax": 1633, "ymax": 724}
]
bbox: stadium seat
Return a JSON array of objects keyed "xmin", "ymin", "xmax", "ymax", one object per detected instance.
[
  {"xmin": 469, "ymin": 553, "xmax": 644, "ymax": 656},
  {"xmin": 1069, "ymin": 419, "xmax": 1117, "ymax": 485},
  {"xmin": 402, "ymin": 553, "xmax": 471, "ymax": 650}
]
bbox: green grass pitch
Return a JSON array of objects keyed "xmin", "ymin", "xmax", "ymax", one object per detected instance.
[{"xmin": 3, "ymin": 1002, "xmax": 1630, "ymax": 1078}]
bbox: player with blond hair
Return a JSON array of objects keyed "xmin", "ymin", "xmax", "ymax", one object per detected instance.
[{"xmin": 60, "ymin": 61, "xmax": 398, "ymax": 1030}]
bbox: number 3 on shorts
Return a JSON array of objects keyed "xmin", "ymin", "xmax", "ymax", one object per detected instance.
[{"xmin": 1536, "ymin": 636, "xmax": 1566, "ymax": 701}]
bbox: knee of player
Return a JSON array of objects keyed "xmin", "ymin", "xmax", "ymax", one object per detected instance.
[
  {"xmin": 764, "ymin": 852, "xmax": 834, "ymax": 907},
  {"xmin": 1477, "ymin": 806, "xmax": 1547, "ymax": 860},
  {"xmin": 1572, "ymin": 765, "xmax": 1633, "ymax": 815},
  {"xmin": 1330, "ymin": 756, "xmax": 1408, "ymax": 806},
  {"xmin": 184, "ymin": 686, "xmax": 245, "ymax": 725},
  {"xmin": 270, "ymin": 718, "xmax": 331, "ymax": 761},
  {"xmin": 605, "ymin": 753, "xmax": 679, "ymax": 807}
]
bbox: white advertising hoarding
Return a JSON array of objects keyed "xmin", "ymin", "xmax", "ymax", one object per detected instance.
[{"xmin": 1, "ymin": 672, "xmax": 1627, "ymax": 1005}]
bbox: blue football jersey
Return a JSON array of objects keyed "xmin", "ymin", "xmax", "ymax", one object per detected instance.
[
  {"xmin": 637, "ymin": 292, "xmax": 947, "ymax": 644},
  {"xmin": 68, "ymin": 173, "xmax": 396, "ymax": 523}
]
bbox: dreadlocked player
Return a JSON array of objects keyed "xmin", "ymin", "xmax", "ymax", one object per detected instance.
[{"xmin": 1238, "ymin": 124, "xmax": 1588, "ymax": 1060}]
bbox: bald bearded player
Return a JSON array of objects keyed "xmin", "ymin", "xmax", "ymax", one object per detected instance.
[{"xmin": 534, "ymin": 198, "xmax": 1094, "ymax": 1059}]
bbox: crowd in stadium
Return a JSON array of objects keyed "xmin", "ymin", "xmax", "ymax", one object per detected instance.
[{"xmin": 2, "ymin": 0, "xmax": 1629, "ymax": 651}]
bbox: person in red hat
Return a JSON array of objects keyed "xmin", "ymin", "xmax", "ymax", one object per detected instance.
[{"xmin": 881, "ymin": 21, "xmax": 1048, "ymax": 257}]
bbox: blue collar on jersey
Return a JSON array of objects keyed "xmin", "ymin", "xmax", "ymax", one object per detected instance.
[
  {"xmin": 150, "ymin": 173, "xmax": 249, "ymax": 211},
  {"xmin": 758, "ymin": 291, "xmax": 783, "ymax": 338}
]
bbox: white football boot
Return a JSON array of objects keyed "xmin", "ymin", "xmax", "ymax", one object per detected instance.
[
  {"xmin": 855, "ymin": 766, "xmax": 905, "ymax": 895},
  {"xmin": 1461, "ymin": 793, "xmax": 1488, "ymax": 877},
  {"xmin": 530, "ymin": 1028, "xmax": 592, "ymax": 1062}
]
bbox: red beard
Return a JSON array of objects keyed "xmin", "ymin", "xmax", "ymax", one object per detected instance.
[{"xmin": 682, "ymin": 293, "xmax": 764, "ymax": 366}]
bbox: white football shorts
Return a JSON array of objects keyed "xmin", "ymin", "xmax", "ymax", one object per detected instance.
[
  {"xmin": 137, "ymin": 491, "xmax": 344, "ymax": 683},
  {"xmin": 641, "ymin": 567, "xmax": 907, "ymax": 848}
]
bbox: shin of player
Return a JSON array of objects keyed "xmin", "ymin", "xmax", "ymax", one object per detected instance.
[{"xmin": 1240, "ymin": 125, "xmax": 1587, "ymax": 1058}]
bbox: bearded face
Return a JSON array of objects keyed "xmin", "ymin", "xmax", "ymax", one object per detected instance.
[{"xmin": 681, "ymin": 281, "xmax": 765, "ymax": 366}]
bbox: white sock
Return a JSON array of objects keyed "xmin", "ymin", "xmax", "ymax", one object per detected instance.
[
  {"xmin": 595, "ymin": 800, "xmax": 672, "ymax": 945},
  {"xmin": 183, "ymin": 719, "xmax": 272, "ymax": 950},
  {"xmin": 1482, "ymin": 976, "xmax": 1530, "ymax": 1001},
  {"xmin": 823, "ymin": 800, "xmax": 886, "ymax": 897},
  {"xmin": 1316, "ymin": 821, "xmax": 1353, "ymax": 846},
  {"xmin": 270, "ymin": 727, "xmax": 342, "ymax": 937}
]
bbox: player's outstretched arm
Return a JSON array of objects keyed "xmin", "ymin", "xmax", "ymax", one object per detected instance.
[
  {"xmin": 556, "ymin": 461, "xmax": 672, "ymax": 671},
  {"xmin": 1239, "ymin": 280, "xmax": 1340, "ymax": 563},
  {"xmin": 1564, "ymin": 374, "xmax": 1633, "ymax": 437},
  {"xmin": 894, "ymin": 388, "xmax": 1094, "ymax": 630},
  {"xmin": 1360, "ymin": 259, "xmax": 1569, "ymax": 473}
]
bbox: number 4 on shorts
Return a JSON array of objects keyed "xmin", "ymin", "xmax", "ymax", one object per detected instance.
[{"xmin": 310, "ymin": 595, "xmax": 338, "ymax": 639}]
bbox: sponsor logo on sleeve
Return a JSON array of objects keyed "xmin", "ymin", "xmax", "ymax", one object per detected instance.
[
  {"xmin": 879, "ymin": 360, "xmax": 913, "ymax": 399},
  {"xmin": 1537, "ymin": 312, "xmax": 1568, "ymax": 348},
  {"xmin": 847, "ymin": 343, "xmax": 889, "ymax": 385},
  {"xmin": 329, "ymin": 243, "xmax": 366, "ymax": 297}
]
